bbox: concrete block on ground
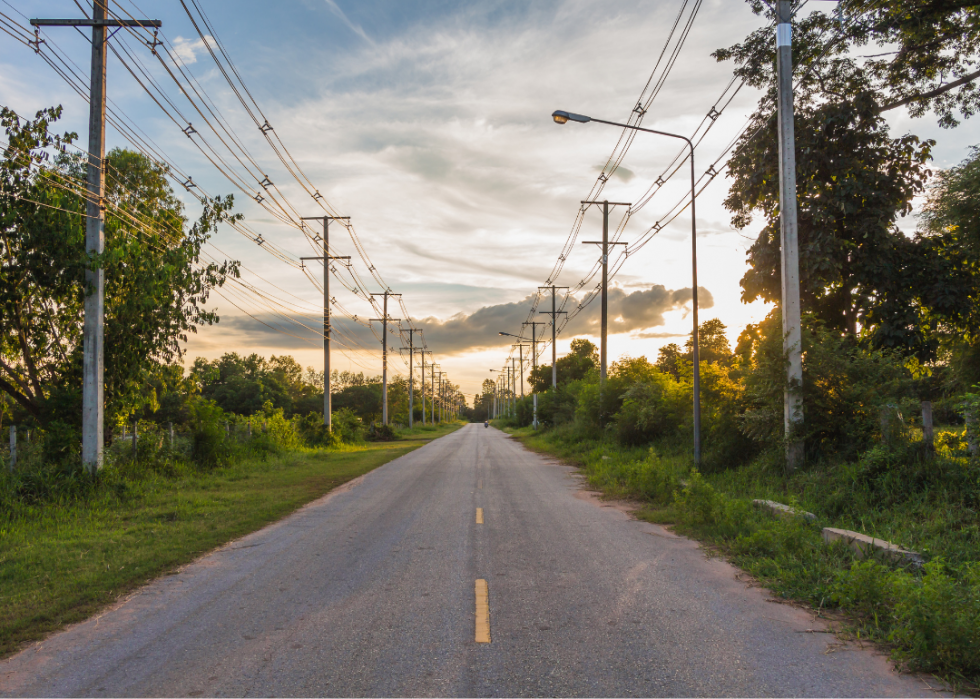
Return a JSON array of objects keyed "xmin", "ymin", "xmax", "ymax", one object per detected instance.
[
  {"xmin": 822, "ymin": 527, "xmax": 923, "ymax": 566},
  {"xmin": 752, "ymin": 499, "xmax": 816, "ymax": 522}
]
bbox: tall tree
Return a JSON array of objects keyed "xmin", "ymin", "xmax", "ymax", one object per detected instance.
[
  {"xmin": 0, "ymin": 106, "xmax": 240, "ymax": 427},
  {"xmin": 715, "ymin": 1, "xmax": 980, "ymax": 357}
]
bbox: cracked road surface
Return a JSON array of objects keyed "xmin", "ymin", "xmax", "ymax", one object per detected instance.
[{"xmin": 0, "ymin": 424, "xmax": 934, "ymax": 696}]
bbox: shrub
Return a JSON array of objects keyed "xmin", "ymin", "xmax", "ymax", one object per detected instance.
[
  {"xmin": 889, "ymin": 560, "xmax": 980, "ymax": 677},
  {"xmin": 189, "ymin": 398, "xmax": 232, "ymax": 467},
  {"xmin": 614, "ymin": 373, "xmax": 688, "ymax": 446},
  {"xmin": 331, "ymin": 408, "xmax": 364, "ymax": 444},
  {"xmin": 296, "ymin": 412, "xmax": 337, "ymax": 448},
  {"xmin": 366, "ymin": 423, "xmax": 397, "ymax": 441}
]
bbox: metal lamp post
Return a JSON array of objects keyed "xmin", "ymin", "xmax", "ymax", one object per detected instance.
[{"xmin": 552, "ymin": 109, "xmax": 702, "ymax": 467}]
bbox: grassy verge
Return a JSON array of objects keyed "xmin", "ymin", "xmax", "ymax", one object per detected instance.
[
  {"xmin": 502, "ymin": 422, "xmax": 980, "ymax": 689},
  {"xmin": 0, "ymin": 422, "xmax": 462, "ymax": 658}
]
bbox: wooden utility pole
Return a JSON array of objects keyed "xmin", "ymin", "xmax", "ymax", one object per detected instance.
[
  {"xmin": 777, "ymin": 0, "xmax": 804, "ymax": 471},
  {"xmin": 538, "ymin": 286, "xmax": 569, "ymax": 389},
  {"xmin": 32, "ymin": 3, "xmax": 161, "ymax": 473},
  {"xmin": 301, "ymin": 216, "xmax": 350, "ymax": 429},
  {"xmin": 369, "ymin": 291, "xmax": 401, "ymax": 425},
  {"xmin": 581, "ymin": 200, "xmax": 630, "ymax": 385}
]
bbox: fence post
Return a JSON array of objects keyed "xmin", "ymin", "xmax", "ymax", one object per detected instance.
[
  {"xmin": 169, "ymin": 422, "xmax": 174, "ymax": 450},
  {"xmin": 132, "ymin": 421, "xmax": 138, "ymax": 459},
  {"xmin": 9, "ymin": 425, "xmax": 15, "ymax": 472},
  {"xmin": 122, "ymin": 423, "xmax": 127, "ymax": 439},
  {"xmin": 225, "ymin": 420, "xmax": 230, "ymax": 438},
  {"xmin": 248, "ymin": 418, "xmax": 252, "ymax": 438},
  {"xmin": 263, "ymin": 420, "xmax": 267, "ymax": 433},
  {"xmin": 921, "ymin": 401, "xmax": 934, "ymax": 451}
]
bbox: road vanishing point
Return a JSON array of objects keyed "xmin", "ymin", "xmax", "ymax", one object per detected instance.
[{"xmin": 1, "ymin": 425, "xmax": 933, "ymax": 697}]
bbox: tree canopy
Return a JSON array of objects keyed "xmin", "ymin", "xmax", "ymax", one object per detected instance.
[{"xmin": 0, "ymin": 107, "xmax": 239, "ymax": 430}]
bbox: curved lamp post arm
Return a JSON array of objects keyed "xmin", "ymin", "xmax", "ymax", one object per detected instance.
[{"xmin": 551, "ymin": 110, "xmax": 701, "ymax": 467}]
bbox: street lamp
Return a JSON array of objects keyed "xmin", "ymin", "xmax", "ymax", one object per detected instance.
[{"xmin": 552, "ymin": 109, "xmax": 703, "ymax": 467}]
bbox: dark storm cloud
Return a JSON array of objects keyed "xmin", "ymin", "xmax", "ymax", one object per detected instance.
[
  {"xmin": 413, "ymin": 284, "xmax": 713, "ymax": 353},
  {"xmin": 215, "ymin": 284, "xmax": 713, "ymax": 356}
]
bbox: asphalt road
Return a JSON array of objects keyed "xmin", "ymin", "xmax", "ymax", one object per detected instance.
[{"xmin": 1, "ymin": 424, "xmax": 936, "ymax": 697}]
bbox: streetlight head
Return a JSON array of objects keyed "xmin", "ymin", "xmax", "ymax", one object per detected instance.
[{"xmin": 552, "ymin": 110, "xmax": 591, "ymax": 124}]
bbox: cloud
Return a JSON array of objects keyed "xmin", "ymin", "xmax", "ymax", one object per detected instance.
[
  {"xmin": 595, "ymin": 164, "xmax": 635, "ymax": 182},
  {"xmin": 170, "ymin": 35, "xmax": 213, "ymax": 66},
  {"xmin": 212, "ymin": 282, "xmax": 714, "ymax": 357},
  {"xmin": 322, "ymin": 0, "xmax": 375, "ymax": 46}
]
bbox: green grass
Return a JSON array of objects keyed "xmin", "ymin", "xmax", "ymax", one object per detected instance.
[
  {"xmin": 503, "ymin": 422, "xmax": 980, "ymax": 690},
  {"xmin": 0, "ymin": 422, "xmax": 462, "ymax": 658}
]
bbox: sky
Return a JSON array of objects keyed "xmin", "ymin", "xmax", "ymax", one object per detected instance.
[{"xmin": 2, "ymin": 0, "xmax": 979, "ymax": 401}]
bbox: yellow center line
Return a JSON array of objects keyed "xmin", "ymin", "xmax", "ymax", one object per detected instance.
[
  {"xmin": 476, "ymin": 507, "xmax": 484, "ymax": 524},
  {"xmin": 478, "ymin": 479, "xmax": 483, "ymax": 489},
  {"xmin": 475, "ymin": 579, "xmax": 490, "ymax": 643}
]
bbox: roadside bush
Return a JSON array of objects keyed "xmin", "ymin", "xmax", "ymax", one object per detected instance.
[
  {"xmin": 40, "ymin": 421, "xmax": 80, "ymax": 464},
  {"xmin": 614, "ymin": 373, "xmax": 687, "ymax": 446},
  {"xmin": 190, "ymin": 398, "xmax": 233, "ymax": 467},
  {"xmin": 331, "ymin": 407, "xmax": 364, "ymax": 444},
  {"xmin": 296, "ymin": 412, "xmax": 337, "ymax": 448},
  {"xmin": 0, "ymin": 451, "xmax": 96, "ymax": 507},
  {"xmin": 740, "ymin": 312, "xmax": 909, "ymax": 460},
  {"xmin": 889, "ymin": 560, "xmax": 980, "ymax": 678},
  {"xmin": 515, "ymin": 395, "xmax": 535, "ymax": 427},
  {"xmin": 257, "ymin": 400, "xmax": 300, "ymax": 450},
  {"xmin": 535, "ymin": 384, "xmax": 580, "ymax": 427},
  {"xmin": 585, "ymin": 447, "xmax": 684, "ymax": 503},
  {"xmin": 366, "ymin": 423, "xmax": 397, "ymax": 441}
]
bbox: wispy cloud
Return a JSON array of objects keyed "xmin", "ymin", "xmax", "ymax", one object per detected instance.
[{"xmin": 322, "ymin": 0, "xmax": 375, "ymax": 46}]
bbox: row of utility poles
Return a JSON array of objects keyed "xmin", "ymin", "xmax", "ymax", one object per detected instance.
[
  {"xmin": 39, "ymin": 1, "xmax": 458, "ymax": 473},
  {"xmin": 499, "ymin": 0, "xmax": 804, "ymax": 472},
  {"xmin": 54, "ymin": 0, "xmax": 800, "ymax": 471}
]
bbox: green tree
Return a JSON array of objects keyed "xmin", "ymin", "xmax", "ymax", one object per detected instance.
[
  {"xmin": 0, "ymin": 107, "xmax": 239, "ymax": 430},
  {"xmin": 716, "ymin": 1, "xmax": 980, "ymax": 129},
  {"xmin": 655, "ymin": 343, "xmax": 684, "ymax": 380},
  {"xmin": 686, "ymin": 319, "xmax": 732, "ymax": 366},
  {"xmin": 916, "ymin": 146, "xmax": 980, "ymax": 388},
  {"xmin": 529, "ymin": 338, "xmax": 599, "ymax": 392},
  {"xmin": 716, "ymin": 2, "xmax": 962, "ymax": 354}
]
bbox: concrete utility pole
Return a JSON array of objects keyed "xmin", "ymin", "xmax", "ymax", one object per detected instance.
[
  {"xmin": 431, "ymin": 364, "xmax": 439, "ymax": 423},
  {"xmin": 436, "ymin": 372, "xmax": 444, "ymax": 422},
  {"xmin": 524, "ymin": 321, "xmax": 545, "ymax": 428},
  {"xmin": 401, "ymin": 328, "xmax": 419, "ymax": 427},
  {"xmin": 581, "ymin": 200, "xmax": 630, "ymax": 386},
  {"xmin": 777, "ymin": 0, "xmax": 804, "ymax": 471},
  {"xmin": 369, "ymin": 291, "xmax": 401, "ymax": 425},
  {"xmin": 301, "ymin": 216, "xmax": 350, "ymax": 429},
  {"xmin": 494, "ymin": 377, "xmax": 500, "ymax": 418},
  {"xmin": 510, "ymin": 358, "xmax": 519, "ymax": 416},
  {"xmin": 539, "ymin": 286, "xmax": 569, "ymax": 389},
  {"xmin": 420, "ymin": 350, "xmax": 431, "ymax": 425},
  {"xmin": 512, "ymin": 344, "xmax": 528, "ymax": 401},
  {"xmin": 32, "ymin": 3, "xmax": 161, "ymax": 473}
]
